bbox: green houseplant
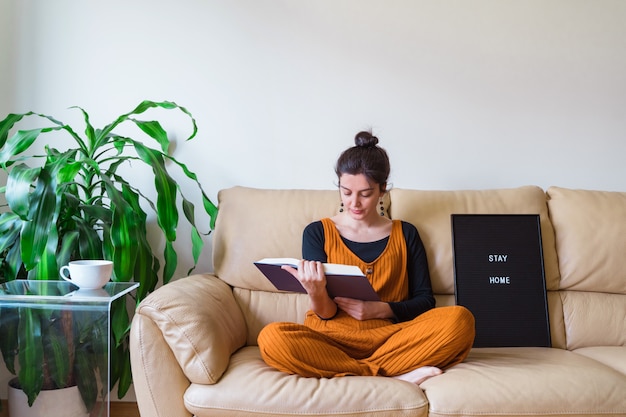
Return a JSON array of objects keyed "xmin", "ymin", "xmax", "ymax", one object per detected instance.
[
  {"xmin": 0, "ymin": 100, "xmax": 218, "ymax": 410},
  {"xmin": 1, "ymin": 280, "xmax": 111, "ymax": 414}
]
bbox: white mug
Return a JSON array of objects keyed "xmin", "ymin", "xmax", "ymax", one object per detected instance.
[{"xmin": 59, "ymin": 260, "xmax": 113, "ymax": 289}]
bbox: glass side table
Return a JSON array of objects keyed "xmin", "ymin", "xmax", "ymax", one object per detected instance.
[{"xmin": 0, "ymin": 280, "xmax": 139, "ymax": 417}]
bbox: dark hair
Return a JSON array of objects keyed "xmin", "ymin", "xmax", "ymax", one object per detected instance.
[{"xmin": 335, "ymin": 131, "xmax": 390, "ymax": 191}]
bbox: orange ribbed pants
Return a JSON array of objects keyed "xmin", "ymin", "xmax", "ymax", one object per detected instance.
[{"xmin": 258, "ymin": 305, "xmax": 475, "ymax": 378}]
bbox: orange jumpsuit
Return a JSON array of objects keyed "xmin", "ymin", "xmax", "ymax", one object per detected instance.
[{"xmin": 258, "ymin": 219, "xmax": 475, "ymax": 378}]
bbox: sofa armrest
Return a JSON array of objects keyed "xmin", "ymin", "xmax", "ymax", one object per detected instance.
[
  {"xmin": 131, "ymin": 313, "xmax": 192, "ymax": 417},
  {"xmin": 131, "ymin": 274, "xmax": 247, "ymax": 384}
]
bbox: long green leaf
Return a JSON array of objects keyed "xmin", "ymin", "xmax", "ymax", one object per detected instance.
[
  {"xmin": 57, "ymin": 158, "xmax": 83, "ymax": 184},
  {"xmin": 74, "ymin": 345, "xmax": 97, "ymax": 411},
  {"xmin": 74, "ymin": 216, "xmax": 104, "ymax": 260},
  {"xmin": 111, "ymin": 297, "xmax": 130, "ymax": 348},
  {"xmin": 189, "ymin": 227, "xmax": 203, "ymax": 275},
  {"xmin": 3, "ymin": 242, "xmax": 23, "ymax": 281},
  {"xmin": 108, "ymin": 343, "xmax": 128, "ymax": 397},
  {"xmin": 0, "ymin": 129, "xmax": 43, "ymax": 165},
  {"xmin": 0, "ymin": 113, "xmax": 26, "ymax": 148},
  {"xmin": 119, "ymin": 182, "xmax": 158, "ymax": 295},
  {"xmin": 102, "ymin": 177, "xmax": 139, "ymax": 281},
  {"xmin": 97, "ymin": 100, "xmax": 197, "ymax": 145},
  {"xmin": 21, "ymin": 167, "xmax": 59, "ymax": 271},
  {"xmin": 164, "ymin": 154, "xmax": 218, "ymax": 229},
  {"xmin": 0, "ymin": 127, "xmax": 66, "ymax": 166},
  {"xmin": 70, "ymin": 106, "xmax": 96, "ymax": 151},
  {"xmin": 110, "ymin": 203, "xmax": 138, "ymax": 280},
  {"xmin": 0, "ymin": 306, "xmax": 19, "ymax": 374},
  {"xmin": 44, "ymin": 312, "xmax": 71, "ymax": 388},
  {"xmin": 32, "ymin": 222, "xmax": 60, "ymax": 280},
  {"xmin": 5, "ymin": 164, "xmax": 41, "ymax": 219},
  {"xmin": 0, "ymin": 212, "xmax": 21, "ymax": 253},
  {"xmin": 78, "ymin": 203, "xmax": 112, "ymax": 223},
  {"xmin": 74, "ymin": 310, "xmax": 107, "ymax": 412},
  {"xmin": 0, "ymin": 111, "xmax": 87, "ymax": 167},
  {"xmin": 203, "ymin": 192, "xmax": 219, "ymax": 230},
  {"xmin": 18, "ymin": 308, "xmax": 43, "ymax": 406},
  {"xmin": 116, "ymin": 348, "xmax": 133, "ymax": 399},
  {"xmin": 57, "ymin": 230, "xmax": 79, "ymax": 268},
  {"xmin": 163, "ymin": 241, "xmax": 177, "ymax": 284},
  {"xmin": 182, "ymin": 199, "xmax": 203, "ymax": 265},
  {"xmin": 134, "ymin": 244, "xmax": 158, "ymax": 301},
  {"xmin": 132, "ymin": 141, "xmax": 178, "ymax": 242},
  {"xmin": 132, "ymin": 119, "xmax": 170, "ymax": 153}
]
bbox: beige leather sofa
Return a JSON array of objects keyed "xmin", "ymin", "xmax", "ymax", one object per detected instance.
[{"xmin": 130, "ymin": 185, "xmax": 626, "ymax": 417}]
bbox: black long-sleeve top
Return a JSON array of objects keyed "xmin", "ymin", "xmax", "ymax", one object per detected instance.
[{"xmin": 302, "ymin": 220, "xmax": 436, "ymax": 322}]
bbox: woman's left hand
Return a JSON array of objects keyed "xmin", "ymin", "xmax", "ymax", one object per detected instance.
[{"xmin": 334, "ymin": 297, "xmax": 394, "ymax": 320}]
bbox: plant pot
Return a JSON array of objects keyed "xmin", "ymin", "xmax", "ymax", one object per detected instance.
[{"xmin": 8, "ymin": 377, "xmax": 89, "ymax": 417}]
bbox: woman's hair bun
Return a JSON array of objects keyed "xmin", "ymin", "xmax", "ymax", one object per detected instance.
[{"xmin": 354, "ymin": 131, "xmax": 379, "ymax": 148}]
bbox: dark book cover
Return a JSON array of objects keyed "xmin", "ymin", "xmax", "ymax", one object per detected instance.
[{"xmin": 254, "ymin": 258, "xmax": 380, "ymax": 301}]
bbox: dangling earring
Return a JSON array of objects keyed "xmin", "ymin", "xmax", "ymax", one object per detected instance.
[
  {"xmin": 339, "ymin": 202, "xmax": 344, "ymax": 213},
  {"xmin": 379, "ymin": 199, "xmax": 385, "ymax": 216}
]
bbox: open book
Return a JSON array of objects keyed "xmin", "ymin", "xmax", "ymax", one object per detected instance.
[{"xmin": 254, "ymin": 258, "xmax": 380, "ymax": 301}]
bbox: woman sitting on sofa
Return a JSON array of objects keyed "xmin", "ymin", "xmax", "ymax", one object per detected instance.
[{"xmin": 258, "ymin": 131, "xmax": 475, "ymax": 385}]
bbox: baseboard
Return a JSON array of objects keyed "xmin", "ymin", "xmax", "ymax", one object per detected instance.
[
  {"xmin": 0, "ymin": 400, "xmax": 139, "ymax": 417},
  {"xmin": 109, "ymin": 401, "xmax": 141, "ymax": 417}
]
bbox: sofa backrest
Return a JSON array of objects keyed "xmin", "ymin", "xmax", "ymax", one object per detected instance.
[
  {"xmin": 211, "ymin": 185, "xmax": 623, "ymax": 350},
  {"xmin": 388, "ymin": 186, "xmax": 560, "ymax": 296},
  {"xmin": 212, "ymin": 187, "xmax": 362, "ymax": 344},
  {"xmin": 546, "ymin": 187, "xmax": 626, "ymax": 350},
  {"xmin": 388, "ymin": 186, "xmax": 565, "ymax": 348},
  {"xmin": 212, "ymin": 186, "xmax": 563, "ymax": 346},
  {"xmin": 213, "ymin": 186, "xmax": 556, "ymax": 290},
  {"xmin": 212, "ymin": 186, "xmax": 366, "ymax": 290}
]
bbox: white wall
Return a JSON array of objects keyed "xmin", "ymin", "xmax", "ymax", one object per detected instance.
[
  {"xmin": 0, "ymin": 1, "xmax": 15, "ymax": 117},
  {"xmin": 8, "ymin": 0, "xmax": 626, "ymax": 195},
  {"xmin": 2, "ymin": 0, "xmax": 626, "ymax": 400},
  {"xmin": 0, "ymin": 0, "xmax": 16, "ymax": 208}
]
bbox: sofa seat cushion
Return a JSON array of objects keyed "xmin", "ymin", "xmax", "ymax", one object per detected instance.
[
  {"xmin": 574, "ymin": 346, "xmax": 626, "ymax": 375},
  {"xmin": 421, "ymin": 347, "xmax": 626, "ymax": 417},
  {"xmin": 184, "ymin": 346, "xmax": 429, "ymax": 417}
]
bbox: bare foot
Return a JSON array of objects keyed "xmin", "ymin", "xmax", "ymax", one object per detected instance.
[{"xmin": 393, "ymin": 366, "xmax": 442, "ymax": 385}]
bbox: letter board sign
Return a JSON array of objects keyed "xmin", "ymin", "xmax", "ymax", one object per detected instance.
[{"xmin": 451, "ymin": 214, "xmax": 550, "ymax": 348}]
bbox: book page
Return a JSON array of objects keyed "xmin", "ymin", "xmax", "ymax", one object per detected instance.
[{"xmin": 255, "ymin": 258, "xmax": 364, "ymax": 277}]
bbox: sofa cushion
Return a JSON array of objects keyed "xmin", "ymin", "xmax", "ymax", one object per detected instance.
[
  {"xmin": 389, "ymin": 186, "xmax": 559, "ymax": 295},
  {"xmin": 547, "ymin": 186, "xmax": 626, "ymax": 294},
  {"xmin": 421, "ymin": 347, "xmax": 626, "ymax": 417},
  {"xmin": 560, "ymin": 291, "xmax": 626, "ymax": 349},
  {"xmin": 573, "ymin": 346, "xmax": 626, "ymax": 375},
  {"xmin": 232, "ymin": 288, "xmax": 310, "ymax": 346},
  {"xmin": 184, "ymin": 346, "xmax": 429, "ymax": 417},
  {"xmin": 135, "ymin": 274, "xmax": 247, "ymax": 384},
  {"xmin": 547, "ymin": 187, "xmax": 626, "ymax": 350},
  {"xmin": 213, "ymin": 186, "xmax": 390, "ymax": 291}
]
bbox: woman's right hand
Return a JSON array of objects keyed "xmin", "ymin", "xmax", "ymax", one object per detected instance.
[
  {"xmin": 282, "ymin": 260, "xmax": 337, "ymax": 319},
  {"xmin": 282, "ymin": 260, "xmax": 326, "ymax": 295}
]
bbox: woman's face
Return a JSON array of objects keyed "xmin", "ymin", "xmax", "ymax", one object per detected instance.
[{"xmin": 339, "ymin": 173, "xmax": 384, "ymax": 221}]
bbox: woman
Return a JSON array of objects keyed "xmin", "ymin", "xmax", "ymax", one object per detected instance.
[{"xmin": 258, "ymin": 131, "xmax": 475, "ymax": 385}]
